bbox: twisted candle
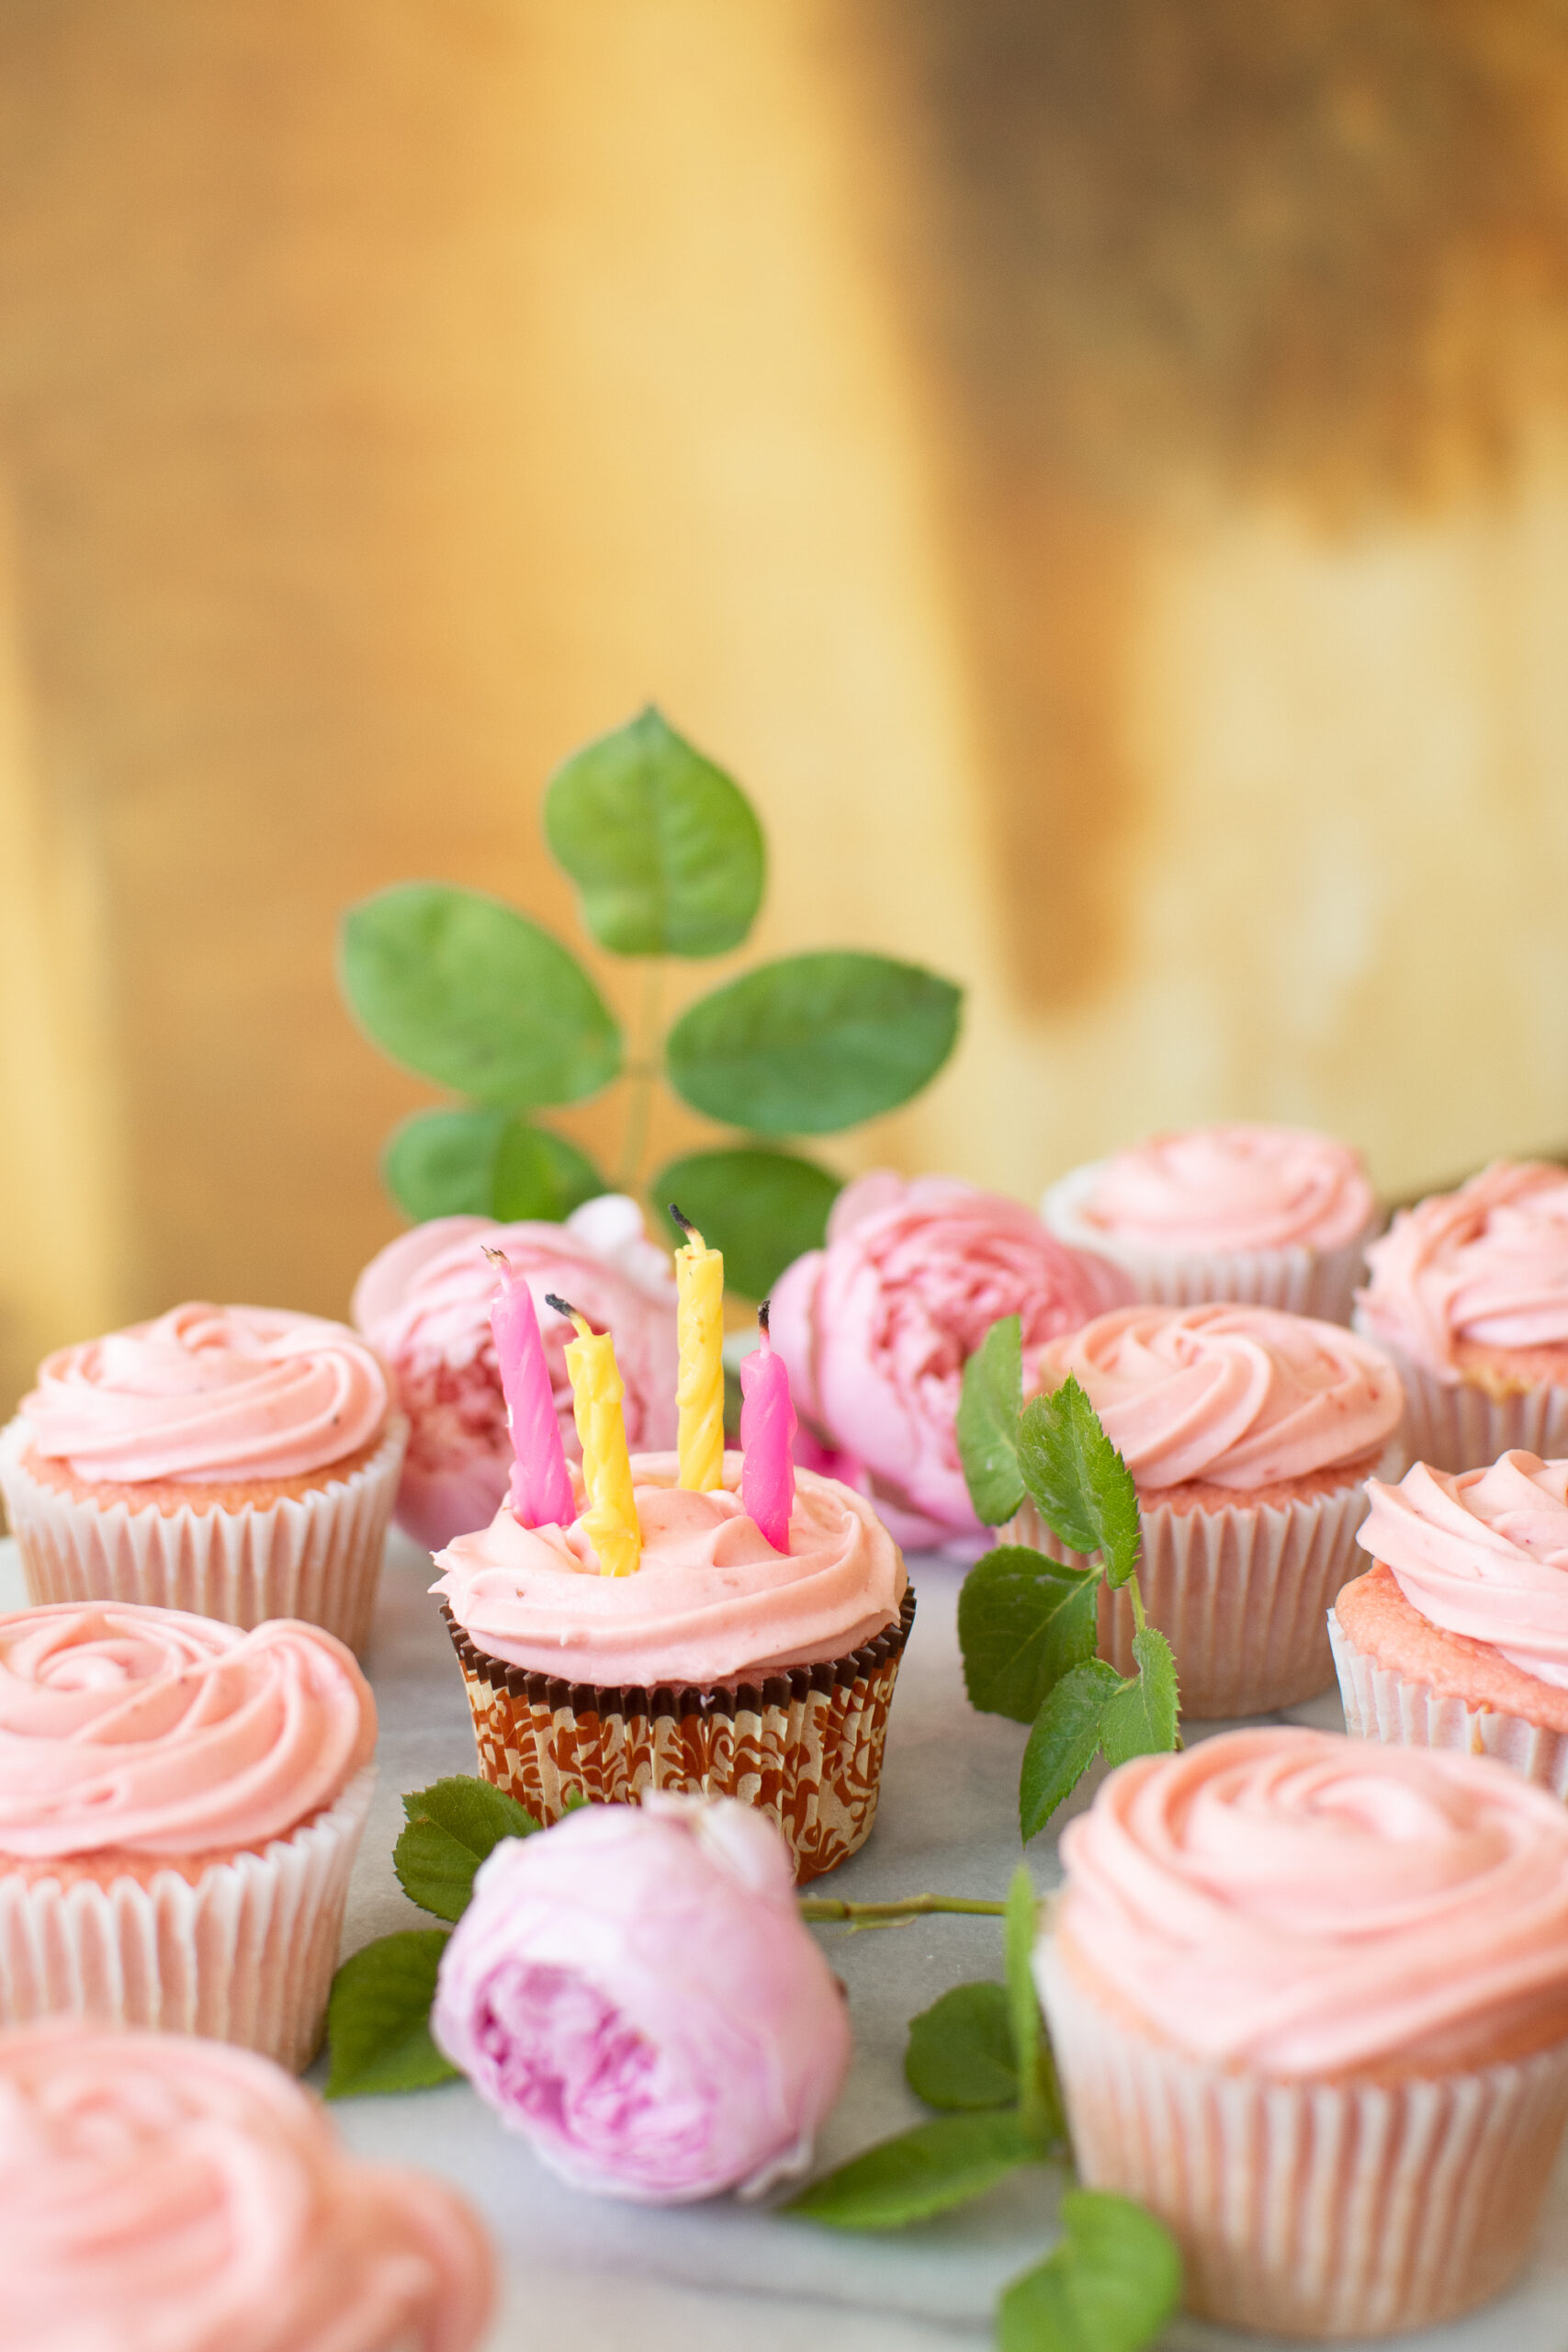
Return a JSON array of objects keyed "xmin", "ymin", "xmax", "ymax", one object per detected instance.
[
  {"xmin": 739, "ymin": 1301, "xmax": 796, "ymax": 1553},
  {"xmin": 671, "ymin": 1204, "xmax": 724, "ymax": 1493},
  {"xmin": 484, "ymin": 1248, "xmax": 575, "ymax": 1529},
  {"xmin": 546, "ymin": 1294, "xmax": 641, "ymax": 1577}
]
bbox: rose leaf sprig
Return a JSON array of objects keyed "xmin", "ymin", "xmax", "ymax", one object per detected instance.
[
  {"xmin": 336, "ymin": 705, "xmax": 964, "ymax": 1301},
  {"xmin": 954, "ymin": 1317, "xmax": 1180, "ymax": 1838}
]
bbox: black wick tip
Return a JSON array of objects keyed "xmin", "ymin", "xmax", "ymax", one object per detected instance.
[
  {"xmin": 480, "ymin": 1244, "xmax": 509, "ymax": 1269},
  {"xmin": 544, "ymin": 1293, "xmax": 577, "ymax": 1321},
  {"xmin": 758, "ymin": 1299, "xmax": 771, "ymax": 1334},
  {"xmin": 667, "ymin": 1202, "xmax": 694, "ymax": 1234}
]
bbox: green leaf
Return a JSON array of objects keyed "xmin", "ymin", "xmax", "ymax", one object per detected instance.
[
  {"xmin": 491, "ymin": 1120, "xmax": 604, "ymax": 1222},
  {"xmin": 394, "ymin": 1775, "xmax": 538, "ymax": 1921},
  {"xmin": 1018, "ymin": 1376, "xmax": 1142, "ymax": 1586},
  {"xmin": 650, "ymin": 1147, "xmax": 841, "ymax": 1299},
  {"xmin": 956, "ymin": 1315, "xmax": 1025, "ymax": 1525},
  {"xmin": 339, "ymin": 883, "xmax": 621, "ymax": 1107},
  {"xmin": 1098, "ymin": 1626, "xmax": 1180, "ymax": 1768},
  {"xmin": 997, "ymin": 2189, "xmax": 1182, "ymax": 2352},
  {"xmin": 1020, "ymin": 1660, "xmax": 1122, "ymax": 1841},
  {"xmin": 666, "ymin": 951, "xmax": 962, "ymax": 1136},
  {"xmin": 324, "ymin": 1930, "xmax": 458, "ymax": 2099},
  {"xmin": 904, "ymin": 1983, "xmax": 1018, "ymax": 2111},
  {"xmin": 784, "ymin": 2110, "xmax": 1036, "ymax": 2229},
  {"xmin": 544, "ymin": 705, "xmax": 765, "ymax": 957},
  {"xmin": 382, "ymin": 1106, "xmax": 513, "ymax": 1219},
  {"xmin": 958, "ymin": 1547, "xmax": 1101, "ymax": 1725}
]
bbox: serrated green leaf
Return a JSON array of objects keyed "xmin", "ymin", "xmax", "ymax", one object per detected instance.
[
  {"xmin": 491, "ymin": 1120, "xmax": 604, "ymax": 1222},
  {"xmin": 958, "ymin": 1547, "xmax": 1101, "ymax": 1725},
  {"xmin": 1098, "ymin": 1625, "xmax": 1180, "ymax": 1767},
  {"xmin": 1018, "ymin": 1376, "xmax": 1141, "ymax": 1586},
  {"xmin": 382, "ymin": 1106, "xmax": 513, "ymax": 1220},
  {"xmin": 1005, "ymin": 1866, "xmax": 1061, "ymax": 2152},
  {"xmin": 324, "ymin": 1930, "xmax": 457, "ymax": 2099},
  {"xmin": 650, "ymin": 1148, "xmax": 841, "ymax": 1299},
  {"xmin": 1020, "ymin": 1660, "xmax": 1122, "ymax": 1841},
  {"xmin": 544, "ymin": 706, "xmax": 765, "ymax": 957},
  {"xmin": 997, "ymin": 2189, "xmax": 1182, "ymax": 2352},
  {"xmin": 905, "ymin": 1983, "xmax": 1017, "ymax": 2111},
  {"xmin": 956, "ymin": 1315, "xmax": 1025, "ymax": 1525},
  {"xmin": 339, "ymin": 883, "xmax": 621, "ymax": 1107},
  {"xmin": 784, "ymin": 2110, "xmax": 1036, "ymax": 2229},
  {"xmin": 394, "ymin": 1775, "xmax": 538, "ymax": 1921},
  {"xmin": 665, "ymin": 951, "xmax": 962, "ymax": 1135}
]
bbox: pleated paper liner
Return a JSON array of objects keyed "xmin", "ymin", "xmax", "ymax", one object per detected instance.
[
  {"xmin": 441, "ymin": 1586, "xmax": 917, "ymax": 1884},
  {"xmin": 1037, "ymin": 1937, "xmax": 1568, "ymax": 2338},
  {"xmin": 1348, "ymin": 1328, "xmax": 1568, "ymax": 1476},
  {"xmin": 1330, "ymin": 1610, "xmax": 1568, "ymax": 1798}
]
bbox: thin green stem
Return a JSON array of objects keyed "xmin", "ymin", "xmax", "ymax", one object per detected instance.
[
  {"xmin": 1127, "ymin": 1572, "xmax": 1147, "ymax": 1635},
  {"xmin": 615, "ymin": 958, "xmax": 665, "ymax": 1193},
  {"xmin": 798, "ymin": 1893, "xmax": 1008, "ymax": 1929}
]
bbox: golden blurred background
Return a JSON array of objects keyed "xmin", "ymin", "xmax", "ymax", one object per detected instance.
[{"xmin": 3, "ymin": 0, "xmax": 1568, "ymax": 1410}]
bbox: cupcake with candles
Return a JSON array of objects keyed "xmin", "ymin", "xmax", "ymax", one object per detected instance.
[
  {"xmin": 1355, "ymin": 1159, "xmax": 1568, "ymax": 1473},
  {"xmin": 0, "ymin": 1600, "xmax": 376, "ymax": 2069},
  {"xmin": 1042, "ymin": 1122, "xmax": 1380, "ymax": 1323},
  {"xmin": 430, "ymin": 1220, "xmax": 912, "ymax": 1882},
  {"xmin": 0, "ymin": 1302, "xmax": 404, "ymax": 1650}
]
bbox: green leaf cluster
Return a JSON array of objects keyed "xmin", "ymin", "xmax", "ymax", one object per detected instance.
[
  {"xmin": 955, "ymin": 1349, "xmax": 1180, "ymax": 1839},
  {"xmin": 338, "ymin": 706, "xmax": 963, "ymax": 1296}
]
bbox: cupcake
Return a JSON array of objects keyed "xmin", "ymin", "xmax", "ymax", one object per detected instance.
[
  {"xmin": 0, "ymin": 1600, "xmax": 376, "ymax": 2070},
  {"xmin": 0, "ymin": 1301, "xmax": 406, "ymax": 1649},
  {"xmin": 1355, "ymin": 1159, "xmax": 1568, "ymax": 1474},
  {"xmin": 432, "ymin": 1452, "xmax": 911, "ymax": 1883},
  {"xmin": 1332, "ymin": 1450, "xmax": 1568, "ymax": 1796},
  {"xmin": 0, "ymin": 2019, "xmax": 493, "ymax": 2350},
  {"xmin": 1037, "ymin": 1726, "xmax": 1568, "ymax": 2335},
  {"xmin": 1042, "ymin": 1122, "xmax": 1379, "ymax": 1323},
  {"xmin": 1011, "ymin": 1303, "xmax": 1403, "ymax": 1715}
]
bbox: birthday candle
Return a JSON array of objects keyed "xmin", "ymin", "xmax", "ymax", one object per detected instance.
[
  {"xmin": 739, "ymin": 1302, "xmax": 796, "ymax": 1553},
  {"xmin": 671, "ymin": 1206, "xmax": 724, "ymax": 1492},
  {"xmin": 484, "ymin": 1250, "xmax": 575, "ymax": 1529},
  {"xmin": 547, "ymin": 1295, "xmax": 641, "ymax": 1577}
]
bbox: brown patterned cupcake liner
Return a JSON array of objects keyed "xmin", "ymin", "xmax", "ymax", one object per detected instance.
[{"xmin": 440, "ymin": 1585, "xmax": 916, "ymax": 1884}]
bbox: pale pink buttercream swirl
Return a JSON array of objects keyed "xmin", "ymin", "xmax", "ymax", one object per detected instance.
[
  {"xmin": 20, "ymin": 1303, "xmax": 390, "ymax": 1483},
  {"xmin": 0, "ymin": 2020, "xmax": 493, "ymax": 2352},
  {"xmin": 1358, "ymin": 1159, "xmax": 1568, "ymax": 1379},
  {"xmin": 433, "ymin": 1452, "xmax": 906, "ymax": 1685},
  {"xmin": 1037, "ymin": 1303, "xmax": 1402, "ymax": 1490},
  {"xmin": 1055, "ymin": 1725, "xmax": 1568, "ymax": 2075},
  {"xmin": 0, "ymin": 1603, "xmax": 376, "ymax": 1858},
  {"xmin": 1359, "ymin": 1451, "xmax": 1568, "ymax": 1690},
  {"xmin": 1061, "ymin": 1124, "xmax": 1375, "ymax": 1252}
]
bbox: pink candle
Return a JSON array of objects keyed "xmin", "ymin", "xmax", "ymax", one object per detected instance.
[
  {"xmin": 739, "ymin": 1304, "xmax": 796, "ymax": 1554},
  {"xmin": 485, "ymin": 1248, "xmax": 575, "ymax": 1528}
]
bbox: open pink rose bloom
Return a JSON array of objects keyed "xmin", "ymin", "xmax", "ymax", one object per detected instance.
[
  {"xmin": 352, "ymin": 1195, "xmax": 678, "ymax": 1551},
  {"xmin": 432, "ymin": 1794, "xmax": 852, "ymax": 2203}
]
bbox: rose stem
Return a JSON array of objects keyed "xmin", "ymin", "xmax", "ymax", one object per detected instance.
[{"xmin": 798, "ymin": 1893, "xmax": 1009, "ymax": 1928}]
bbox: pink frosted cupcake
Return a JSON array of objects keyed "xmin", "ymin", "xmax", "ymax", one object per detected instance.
[
  {"xmin": 432, "ymin": 1451, "xmax": 911, "ymax": 1883},
  {"xmin": 1012, "ymin": 1303, "xmax": 1403, "ymax": 1714},
  {"xmin": 1042, "ymin": 1122, "xmax": 1379, "ymax": 1323},
  {"xmin": 1355, "ymin": 1159, "xmax": 1568, "ymax": 1474},
  {"xmin": 0, "ymin": 2019, "xmax": 493, "ymax": 2350},
  {"xmin": 1038, "ymin": 1727, "xmax": 1568, "ymax": 2335},
  {"xmin": 0, "ymin": 1601, "xmax": 376, "ymax": 2069},
  {"xmin": 1332, "ymin": 1451, "xmax": 1568, "ymax": 1795},
  {"xmin": 0, "ymin": 1302, "xmax": 405, "ymax": 1649}
]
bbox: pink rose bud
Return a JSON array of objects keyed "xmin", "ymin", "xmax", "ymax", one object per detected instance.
[
  {"xmin": 770, "ymin": 1171, "xmax": 1131, "ymax": 1549},
  {"xmin": 431, "ymin": 1794, "xmax": 852, "ymax": 2203},
  {"xmin": 352, "ymin": 1195, "xmax": 678, "ymax": 1551}
]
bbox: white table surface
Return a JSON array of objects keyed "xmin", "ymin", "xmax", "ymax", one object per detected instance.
[{"xmin": 8, "ymin": 1533, "xmax": 1564, "ymax": 2352}]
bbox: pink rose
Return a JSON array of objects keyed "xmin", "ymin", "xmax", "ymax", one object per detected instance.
[
  {"xmin": 431, "ymin": 1794, "xmax": 852, "ymax": 2202},
  {"xmin": 352, "ymin": 1195, "xmax": 677, "ymax": 1551},
  {"xmin": 770, "ymin": 1171, "xmax": 1131, "ymax": 1549}
]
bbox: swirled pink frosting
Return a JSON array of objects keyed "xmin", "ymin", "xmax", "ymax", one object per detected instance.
[
  {"xmin": 0, "ymin": 1604, "xmax": 376, "ymax": 1858},
  {"xmin": 1060, "ymin": 1125, "xmax": 1375, "ymax": 1252},
  {"xmin": 1359, "ymin": 1452, "xmax": 1568, "ymax": 1690},
  {"xmin": 433, "ymin": 1452, "xmax": 906, "ymax": 1685},
  {"xmin": 1036, "ymin": 1304, "xmax": 1402, "ymax": 1490},
  {"xmin": 1055, "ymin": 1726, "xmax": 1568, "ymax": 2075},
  {"xmin": 0, "ymin": 2021, "xmax": 493, "ymax": 2352},
  {"xmin": 1357, "ymin": 1160, "xmax": 1568, "ymax": 1379},
  {"xmin": 20, "ymin": 1303, "xmax": 390, "ymax": 1482}
]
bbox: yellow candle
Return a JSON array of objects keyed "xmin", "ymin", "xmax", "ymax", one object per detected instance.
[
  {"xmin": 675, "ymin": 1219, "xmax": 725, "ymax": 1491},
  {"xmin": 562, "ymin": 1314, "xmax": 641, "ymax": 1577}
]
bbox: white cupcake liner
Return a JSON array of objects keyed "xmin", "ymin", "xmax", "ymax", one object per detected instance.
[
  {"xmin": 1037, "ymin": 1936, "xmax": 1568, "ymax": 2336},
  {"xmin": 0, "ymin": 1766, "xmax": 374, "ymax": 2073},
  {"xmin": 1043, "ymin": 1162, "xmax": 1379, "ymax": 1325},
  {"xmin": 1009, "ymin": 1473, "xmax": 1376, "ymax": 1718},
  {"xmin": 1348, "ymin": 1327, "xmax": 1568, "ymax": 1476},
  {"xmin": 0, "ymin": 1415, "xmax": 407, "ymax": 1653},
  {"xmin": 1329, "ymin": 1607, "xmax": 1568, "ymax": 1798}
]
